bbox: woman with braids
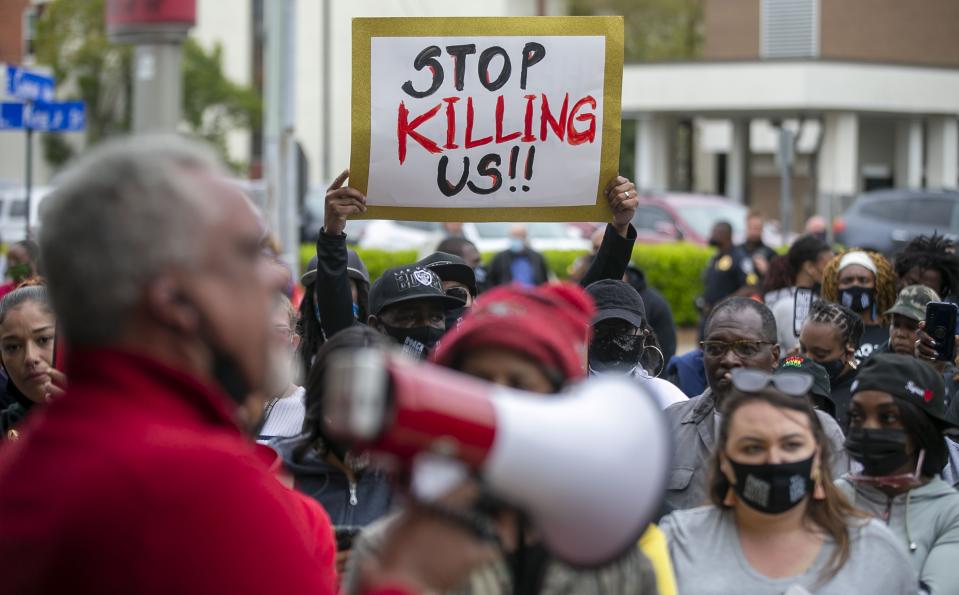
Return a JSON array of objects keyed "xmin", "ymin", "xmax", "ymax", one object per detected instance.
[
  {"xmin": 660, "ymin": 367, "xmax": 915, "ymax": 594},
  {"xmin": 821, "ymin": 249, "xmax": 896, "ymax": 364},
  {"xmin": 895, "ymin": 233, "xmax": 959, "ymax": 302},
  {"xmin": 798, "ymin": 301, "xmax": 864, "ymax": 426},
  {"xmin": 763, "ymin": 235, "xmax": 833, "ymax": 352}
]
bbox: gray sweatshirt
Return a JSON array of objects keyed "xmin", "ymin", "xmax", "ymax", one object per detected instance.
[
  {"xmin": 837, "ymin": 476, "xmax": 959, "ymax": 595},
  {"xmin": 660, "ymin": 505, "xmax": 917, "ymax": 595}
]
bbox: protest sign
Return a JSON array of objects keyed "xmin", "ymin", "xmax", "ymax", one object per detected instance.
[{"xmin": 350, "ymin": 16, "xmax": 623, "ymax": 222}]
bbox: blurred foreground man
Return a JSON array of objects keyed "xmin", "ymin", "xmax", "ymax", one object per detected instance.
[{"xmin": 0, "ymin": 136, "xmax": 339, "ymax": 594}]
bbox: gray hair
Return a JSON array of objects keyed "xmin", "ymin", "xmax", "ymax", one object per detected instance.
[
  {"xmin": 39, "ymin": 134, "xmax": 223, "ymax": 346},
  {"xmin": 0, "ymin": 285, "xmax": 52, "ymax": 326}
]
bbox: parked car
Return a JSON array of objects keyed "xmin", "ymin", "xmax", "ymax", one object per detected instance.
[
  {"xmin": 0, "ymin": 186, "xmax": 54, "ymax": 244},
  {"xmin": 630, "ymin": 192, "xmax": 783, "ymax": 247},
  {"xmin": 462, "ymin": 222, "xmax": 591, "ymax": 254},
  {"xmin": 354, "ymin": 219, "xmax": 590, "ymax": 254},
  {"xmin": 834, "ymin": 189, "xmax": 959, "ymax": 255},
  {"xmin": 358, "ymin": 220, "xmax": 445, "ymax": 251}
]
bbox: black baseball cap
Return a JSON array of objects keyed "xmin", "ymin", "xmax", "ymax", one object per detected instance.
[
  {"xmin": 853, "ymin": 353, "xmax": 958, "ymax": 435},
  {"xmin": 368, "ymin": 265, "xmax": 465, "ymax": 316},
  {"xmin": 585, "ymin": 279, "xmax": 646, "ymax": 328},
  {"xmin": 776, "ymin": 355, "xmax": 831, "ymax": 405},
  {"xmin": 417, "ymin": 252, "xmax": 476, "ymax": 296},
  {"xmin": 301, "ymin": 250, "xmax": 371, "ymax": 287}
]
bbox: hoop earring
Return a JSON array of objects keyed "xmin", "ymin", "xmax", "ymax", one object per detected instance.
[{"xmin": 643, "ymin": 345, "xmax": 665, "ymax": 378}]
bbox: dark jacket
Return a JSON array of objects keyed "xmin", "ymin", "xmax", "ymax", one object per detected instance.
[
  {"xmin": 273, "ymin": 437, "xmax": 393, "ymax": 530},
  {"xmin": 315, "ymin": 230, "xmax": 367, "ymax": 339},
  {"xmin": 578, "ymin": 223, "xmax": 636, "ymax": 288},
  {"xmin": 625, "ymin": 265, "xmax": 677, "ymax": 363},
  {"xmin": 0, "ymin": 378, "xmax": 34, "ymax": 439},
  {"xmin": 829, "ymin": 368, "xmax": 858, "ymax": 429},
  {"xmin": 488, "ymin": 247, "xmax": 550, "ymax": 287},
  {"xmin": 0, "ymin": 349, "xmax": 337, "ymax": 594}
]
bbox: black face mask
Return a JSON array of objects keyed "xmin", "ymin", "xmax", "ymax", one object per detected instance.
[
  {"xmin": 728, "ymin": 455, "xmax": 814, "ymax": 514},
  {"xmin": 382, "ymin": 324, "xmax": 444, "ymax": 360},
  {"xmin": 844, "ymin": 427, "xmax": 912, "ymax": 477},
  {"xmin": 839, "ymin": 286, "xmax": 875, "ymax": 314},
  {"xmin": 588, "ymin": 334, "xmax": 644, "ymax": 373},
  {"xmin": 818, "ymin": 357, "xmax": 846, "ymax": 382},
  {"xmin": 444, "ymin": 307, "xmax": 467, "ymax": 334}
]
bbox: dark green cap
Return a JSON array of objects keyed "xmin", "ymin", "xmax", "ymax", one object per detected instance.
[{"xmin": 885, "ymin": 285, "xmax": 941, "ymax": 322}]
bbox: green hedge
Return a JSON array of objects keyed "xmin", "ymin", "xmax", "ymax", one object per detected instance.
[
  {"xmin": 633, "ymin": 243, "xmax": 712, "ymax": 326},
  {"xmin": 300, "ymin": 242, "xmax": 712, "ymax": 326}
]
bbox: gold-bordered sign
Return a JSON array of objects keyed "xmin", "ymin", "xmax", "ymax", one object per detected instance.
[{"xmin": 350, "ymin": 16, "xmax": 624, "ymax": 222}]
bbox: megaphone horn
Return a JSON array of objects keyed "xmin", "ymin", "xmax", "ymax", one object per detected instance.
[{"xmin": 324, "ymin": 348, "xmax": 672, "ymax": 567}]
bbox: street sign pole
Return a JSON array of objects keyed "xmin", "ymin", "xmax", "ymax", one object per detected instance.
[{"xmin": 24, "ymin": 121, "xmax": 32, "ymax": 240}]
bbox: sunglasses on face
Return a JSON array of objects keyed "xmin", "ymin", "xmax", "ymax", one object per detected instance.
[
  {"xmin": 445, "ymin": 287, "xmax": 470, "ymax": 302},
  {"xmin": 700, "ymin": 339, "xmax": 772, "ymax": 359},
  {"xmin": 731, "ymin": 368, "xmax": 813, "ymax": 397}
]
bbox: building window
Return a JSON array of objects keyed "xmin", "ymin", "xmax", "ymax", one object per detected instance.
[{"xmin": 761, "ymin": 0, "xmax": 818, "ymax": 59}]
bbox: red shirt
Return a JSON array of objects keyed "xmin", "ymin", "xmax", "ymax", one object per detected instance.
[{"xmin": 0, "ymin": 349, "xmax": 337, "ymax": 595}]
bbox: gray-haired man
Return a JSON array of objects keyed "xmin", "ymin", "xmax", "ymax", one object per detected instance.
[{"xmin": 0, "ymin": 135, "xmax": 337, "ymax": 593}]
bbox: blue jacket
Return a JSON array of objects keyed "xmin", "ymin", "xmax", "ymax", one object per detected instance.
[{"xmin": 665, "ymin": 349, "xmax": 707, "ymax": 398}]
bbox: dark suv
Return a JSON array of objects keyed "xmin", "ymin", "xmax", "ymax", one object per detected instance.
[{"xmin": 834, "ymin": 189, "xmax": 959, "ymax": 255}]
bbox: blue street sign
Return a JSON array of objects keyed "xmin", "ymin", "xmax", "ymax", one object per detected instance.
[
  {"xmin": 0, "ymin": 101, "xmax": 85, "ymax": 132},
  {"xmin": 0, "ymin": 102, "xmax": 23, "ymax": 130},
  {"xmin": 27, "ymin": 101, "xmax": 85, "ymax": 132},
  {"xmin": 5, "ymin": 65, "xmax": 55, "ymax": 102}
]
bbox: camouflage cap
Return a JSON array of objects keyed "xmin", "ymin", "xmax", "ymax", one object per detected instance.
[{"xmin": 885, "ymin": 284, "xmax": 941, "ymax": 321}]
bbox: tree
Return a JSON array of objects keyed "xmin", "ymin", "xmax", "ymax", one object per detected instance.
[
  {"xmin": 569, "ymin": 0, "xmax": 703, "ymax": 63},
  {"xmin": 33, "ymin": 0, "xmax": 260, "ymax": 172},
  {"xmin": 569, "ymin": 0, "xmax": 703, "ymax": 184}
]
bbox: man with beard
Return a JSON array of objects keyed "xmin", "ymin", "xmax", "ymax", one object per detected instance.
[{"xmin": 664, "ymin": 297, "xmax": 849, "ymax": 510}]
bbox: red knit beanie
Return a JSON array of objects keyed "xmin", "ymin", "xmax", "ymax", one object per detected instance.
[{"xmin": 429, "ymin": 282, "xmax": 595, "ymax": 383}]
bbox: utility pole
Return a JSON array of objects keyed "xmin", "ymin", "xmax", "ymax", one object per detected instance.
[
  {"xmin": 264, "ymin": 0, "xmax": 299, "ymax": 277},
  {"xmin": 106, "ymin": 0, "xmax": 195, "ymax": 133}
]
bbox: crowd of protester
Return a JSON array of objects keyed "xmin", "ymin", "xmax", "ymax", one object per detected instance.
[{"xmin": 2, "ymin": 134, "xmax": 959, "ymax": 595}]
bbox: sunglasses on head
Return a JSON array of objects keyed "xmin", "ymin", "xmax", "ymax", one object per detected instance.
[
  {"xmin": 445, "ymin": 287, "xmax": 470, "ymax": 302},
  {"xmin": 731, "ymin": 368, "xmax": 813, "ymax": 397}
]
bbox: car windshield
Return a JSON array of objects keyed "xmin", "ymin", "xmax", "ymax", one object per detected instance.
[
  {"xmin": 473, "ymin": 222, "xmax": 569, "ymax": 239},
  {"xmin": 673, "ymin": 203, "xmax": 746, "ymax": 239}
]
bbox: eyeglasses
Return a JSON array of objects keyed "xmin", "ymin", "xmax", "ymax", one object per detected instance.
[
  {"xmin": 731, "ymin": 368, "xmax": 813, "ymax": 397},
  {"xmin": 700, "ymin": 340, "xmax": 773, "ymax": 359},
  {"xmin": 445, "ymin": 287, "xmax": 470, "ymax": 302}
]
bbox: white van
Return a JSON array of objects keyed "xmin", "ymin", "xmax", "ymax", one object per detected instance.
[{"xmin": 0, "ymin": 186, "xmax": 53, "ymax": 244}]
